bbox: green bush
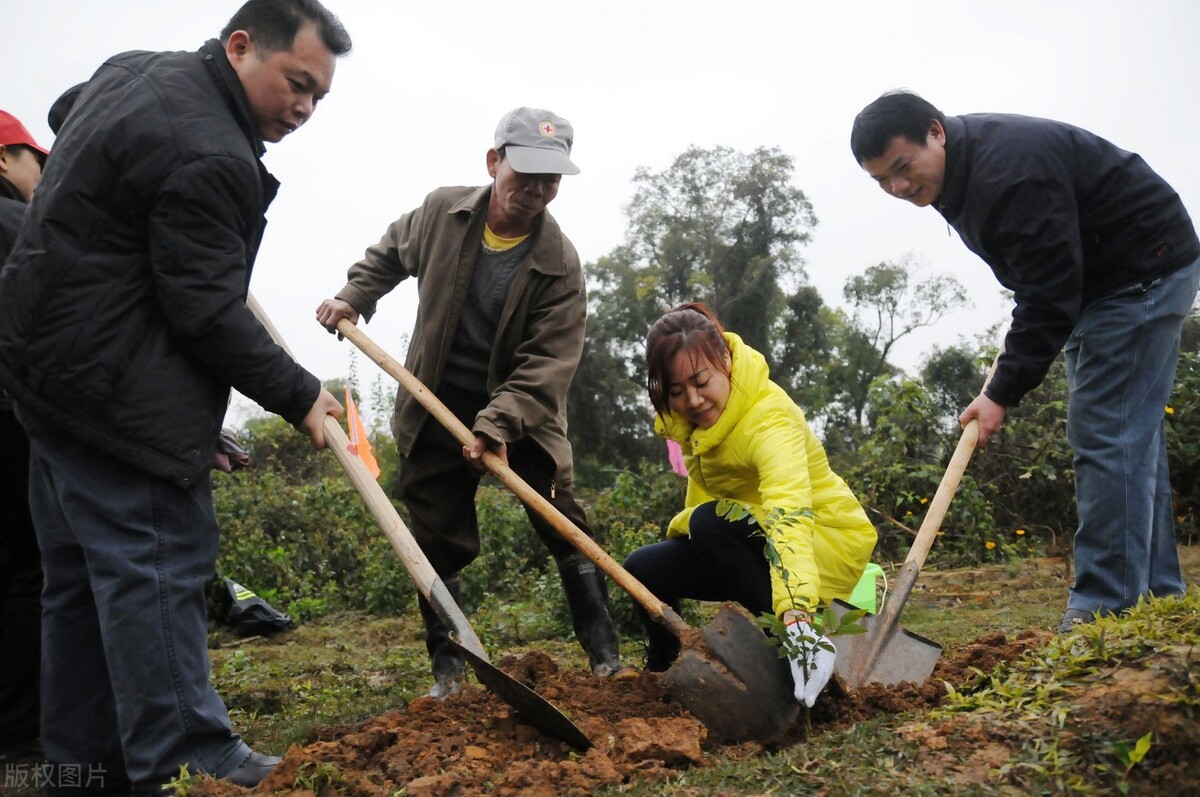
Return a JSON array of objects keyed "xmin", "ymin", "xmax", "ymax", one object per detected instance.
[
  {"xmin": 1168, "ymin": 351, "xmax": 1200, "ymax": 544},
  {"xmin": 213, "ymin": 417, "xmax": 417, "ymax": 619},
  {"xmin": 845, "ymin": 361, "xmax": 1076, "ymax": 568},
  {"xmin": 846, "ymin": 377, "xmax": 996, "ymax": 567},
  {"xmin": 461, "ymin": 482, "xmax": 555, "ymax": 608}
]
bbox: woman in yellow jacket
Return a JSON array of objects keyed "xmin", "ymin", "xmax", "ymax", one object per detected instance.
[{"xmin": 624, "ymin": 303, "xmax": 876, "ymax": 702}]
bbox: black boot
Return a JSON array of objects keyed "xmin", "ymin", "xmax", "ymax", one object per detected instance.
[
  {"xmin": 418, "ymin": 573, "xmax": 465, "ymax": 699},
  {"xmin": 557, "ymin": 554, "xmax": 627, "ymax": 676},
  {"xmin": 636, "ymin": 602, "xmax": 682, "ymax": 672}
]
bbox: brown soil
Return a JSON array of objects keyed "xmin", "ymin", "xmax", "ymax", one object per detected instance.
[{"xmin": 189, "ymin": 629, "xmax": 1047, "ymax": 796}]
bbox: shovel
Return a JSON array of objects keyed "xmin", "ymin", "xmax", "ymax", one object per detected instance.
[
  {"xmin": 830, "ymin": 352, "xmax": 999, "ymax": 689},
  {"xmin": 335, "ymin": 318, "xmax": 801, "ymax": 743},
  {"xmin": 246, "ymin": 294, "xmax": 592, "ymax": 750}
]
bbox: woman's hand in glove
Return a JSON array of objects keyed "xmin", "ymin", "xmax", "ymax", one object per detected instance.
[{"xmin": 783, "ymin": 611, "xmax": 836, "ymax": 708}]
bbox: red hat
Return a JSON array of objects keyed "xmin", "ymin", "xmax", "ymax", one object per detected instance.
[{"xmin": 0, "ymin": 110, "xmax": 49, "ymax": 162}]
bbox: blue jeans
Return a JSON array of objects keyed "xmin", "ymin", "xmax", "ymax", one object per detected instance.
[
  {"xmin": 1062, "ymin": 258, "xmax": 1200, "ymax": 614},
  {"xmin": 18, "ymin": 407, "xmax": 250, "ymax": 795}
]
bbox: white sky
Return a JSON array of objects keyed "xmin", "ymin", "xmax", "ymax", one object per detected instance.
[{"xmin": 8, "ymin": 1, "xmax": 1200, "ymax": 425}]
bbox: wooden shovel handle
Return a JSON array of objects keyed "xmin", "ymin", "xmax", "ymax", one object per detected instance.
[
  {"xmin": 245, "ymin": 294, "xmax": 487, "ymax": 659},
  {"xmin": 868, "ymin": 351, "xmax": 1001, "ymax": 644},
  {"xmin": 904, "ymin": 351, "xmax": 1001, "ymax": 571},
  {"xmin": 905, "ymin": 421, "xmax": 980, "ymax": 569},
  {"xmin": 335, "ymin": 318, "xmax": 691, "ymax": 637}
]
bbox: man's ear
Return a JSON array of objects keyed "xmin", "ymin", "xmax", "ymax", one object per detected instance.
[
  {"xmin": 929, "ymin": 118, "xmax": 946, "ymax": 145},
  {"xmin": 0, "ymin": 144, "xmax": 10, "ymax": 174},
  {"xmin": 486, "ymin": 148, "xmax": 500, "ymax": 179},
  {"xmin": 225, "ymin": 30, "xmax": 253, "ymax": 65}
]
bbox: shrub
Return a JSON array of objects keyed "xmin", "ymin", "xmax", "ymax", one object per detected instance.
[
  {"xmin": 1167, "ymin": 351, "xmax": 1200, "ymax": 544},
  {"xmin": 213, "ymin": 417, "xmax": 416, "ymax": 619}
]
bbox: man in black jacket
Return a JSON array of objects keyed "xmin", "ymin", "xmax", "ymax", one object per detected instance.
[
  {"xmin": 0, "ymin": 2, "xmax": 349, "ymax": 793},
  {"xmin": 0, "ymin": 109, "xmax": 48, "ymax": 761},
  {"xmin": 850, "ymin": 90, "xmax": 1200, "ymax": 635}
]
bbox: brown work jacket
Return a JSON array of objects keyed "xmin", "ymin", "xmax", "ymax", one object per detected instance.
[{"xmin": 335, "ymin": 185, "xmax": 585, "ymax": 484}]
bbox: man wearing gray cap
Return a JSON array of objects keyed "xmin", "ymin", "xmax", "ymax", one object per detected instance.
[{"xmin": 317, "ymin": 107, "xmax": 634, "ymax": 697}]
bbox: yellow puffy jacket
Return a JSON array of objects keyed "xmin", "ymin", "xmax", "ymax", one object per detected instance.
[{"xmin": 656, "ymin": 333, "xmax": 877, "ymax": 616}]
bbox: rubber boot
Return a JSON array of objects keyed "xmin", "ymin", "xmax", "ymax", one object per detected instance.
[
  {"xmin": 557, "ymin": 554, "xmax": 627, "ymax": 676},
  {"xmin": 418, "ymin": 573, "xmax": 465, "ymax": 699}
]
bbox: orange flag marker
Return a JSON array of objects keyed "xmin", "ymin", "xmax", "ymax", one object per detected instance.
[{"xmin": 344, "ymin": 386, "xmax": 380, "ymax": 479}]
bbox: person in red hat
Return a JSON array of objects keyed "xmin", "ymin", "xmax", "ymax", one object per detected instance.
[
  {"xmin": 0, "ymin": 109, "xmax": 47, "ymax": 762},
  {"xmin": 0, "ymin": 110, "xmax": 48, "ymax": 205}
]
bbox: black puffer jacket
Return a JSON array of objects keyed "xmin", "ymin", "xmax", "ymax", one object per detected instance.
[
  {"xmin": 936, "ymin": 114, "xmax": 1200, "ymax": 406},
  {"xmin": 0, "ymin": 40, "xmax": 320, "ymax": 488},
  {"xmin": 0, "ymin": 189, "xmax": 27, "ymax": 414},
  {"xmin": 0, "ymin": 191, "xmax": 25, "ymax": 265}
]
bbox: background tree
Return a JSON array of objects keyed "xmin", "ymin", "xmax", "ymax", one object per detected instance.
[
  {"xmin": 834, "ymin": 256, "xmax": 968, "ymax": 429},
  {"xmin": 570, "ymin": 145, "xmax": 821, "ymax": 482}
]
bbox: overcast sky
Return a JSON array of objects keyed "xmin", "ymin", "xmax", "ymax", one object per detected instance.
[{"xmin": 8, "ymin": 1, "xmax": 1199, "ymax": 424}]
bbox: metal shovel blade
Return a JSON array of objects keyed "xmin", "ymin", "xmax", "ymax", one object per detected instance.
[
  {"xmin": 660, "ymin": 604, "xmax": 800, "ymax": 743},
  {"xmin": 449, "ymin": 633, "xmax": 593, "ymax": 750},
  {"xmin": 828, "ymin": 598, "xmax": 943, "ymax": 690}
]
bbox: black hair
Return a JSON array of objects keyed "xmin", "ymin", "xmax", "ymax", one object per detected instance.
[
  {"xmin": 220, "ymin": 0, "xmax": 352, "ymax": 57},
  {"xmin": 3, "ymin": 143, "xmax": 45, "ymax": 166},
  {"xmin": 850, "ymin": 89, "xmax": 944, "ymax": 164},
  {"xmin": 645, "ymin": 302, "xmax": 731, "ymax": 418}
]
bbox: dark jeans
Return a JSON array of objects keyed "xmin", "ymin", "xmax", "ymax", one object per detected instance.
[
  {"xmin": 397, "ymin": 383, "xmax": 595, "ymax": 576},
  {"xmin": 0, "ymin": 407, "xmax": 41, "ymax": 745},
  {"xmin": 622, "ymin": 502, "xmax": 770, "ymax": 669},
  {"xmin": 18, "ymin": 406, "xmax": 250, "ymax": 795}
]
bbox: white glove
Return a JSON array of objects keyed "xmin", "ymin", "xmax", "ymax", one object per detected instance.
[{"xmin": 785, "ymin": 620, "xmax": 836, "ymax": 708}]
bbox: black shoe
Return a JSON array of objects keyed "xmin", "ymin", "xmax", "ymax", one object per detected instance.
[
  {"xmin": 226, "ymin": 750, "xmax": 281, "ymax": 788},
  {"xmin": 1057, "ymin": 607, "xmax": 1096, "ymax": 635}
]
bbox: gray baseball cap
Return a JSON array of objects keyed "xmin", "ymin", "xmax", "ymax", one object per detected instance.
[{"xmin": 493, "ymin": 107, "xmax": 580, "ymax": 175}]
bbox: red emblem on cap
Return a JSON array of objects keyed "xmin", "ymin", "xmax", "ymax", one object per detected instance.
[{"xmin": 539, "ymin": 121, "xmax": 556, "ymax": 137}]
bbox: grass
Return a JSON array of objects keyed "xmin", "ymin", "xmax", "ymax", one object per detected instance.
[{"xmin": 5, "ymin": 548, "xmax": 1197, "ymax": 796}]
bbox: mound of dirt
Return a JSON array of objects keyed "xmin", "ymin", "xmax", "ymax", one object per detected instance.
[{"xmin": 189, "ymin": 632, "xmax": 1043, "ymax": 796}]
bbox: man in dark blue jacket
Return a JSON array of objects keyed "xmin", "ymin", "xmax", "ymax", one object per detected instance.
[
  {"xmin": 0, "ymin": 2, "xmax": 349, "ymax": 793},
  {"xmin": 850, "ymin": 90, "xmax": 1200, "ymax": 635}
]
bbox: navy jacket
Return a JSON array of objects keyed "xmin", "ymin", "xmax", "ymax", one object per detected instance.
[
  {"xmin": 0, "ymin": 40, "xmax": 320, "ymax": 487},
  {"xmin": 936, "ymin": 113, "xmax": 1199, "ymax": 406}
]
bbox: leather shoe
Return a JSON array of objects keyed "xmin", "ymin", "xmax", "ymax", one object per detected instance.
[{"xmin": 226, "ymin": 750, "xmax": 281, "ymax": 787}]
